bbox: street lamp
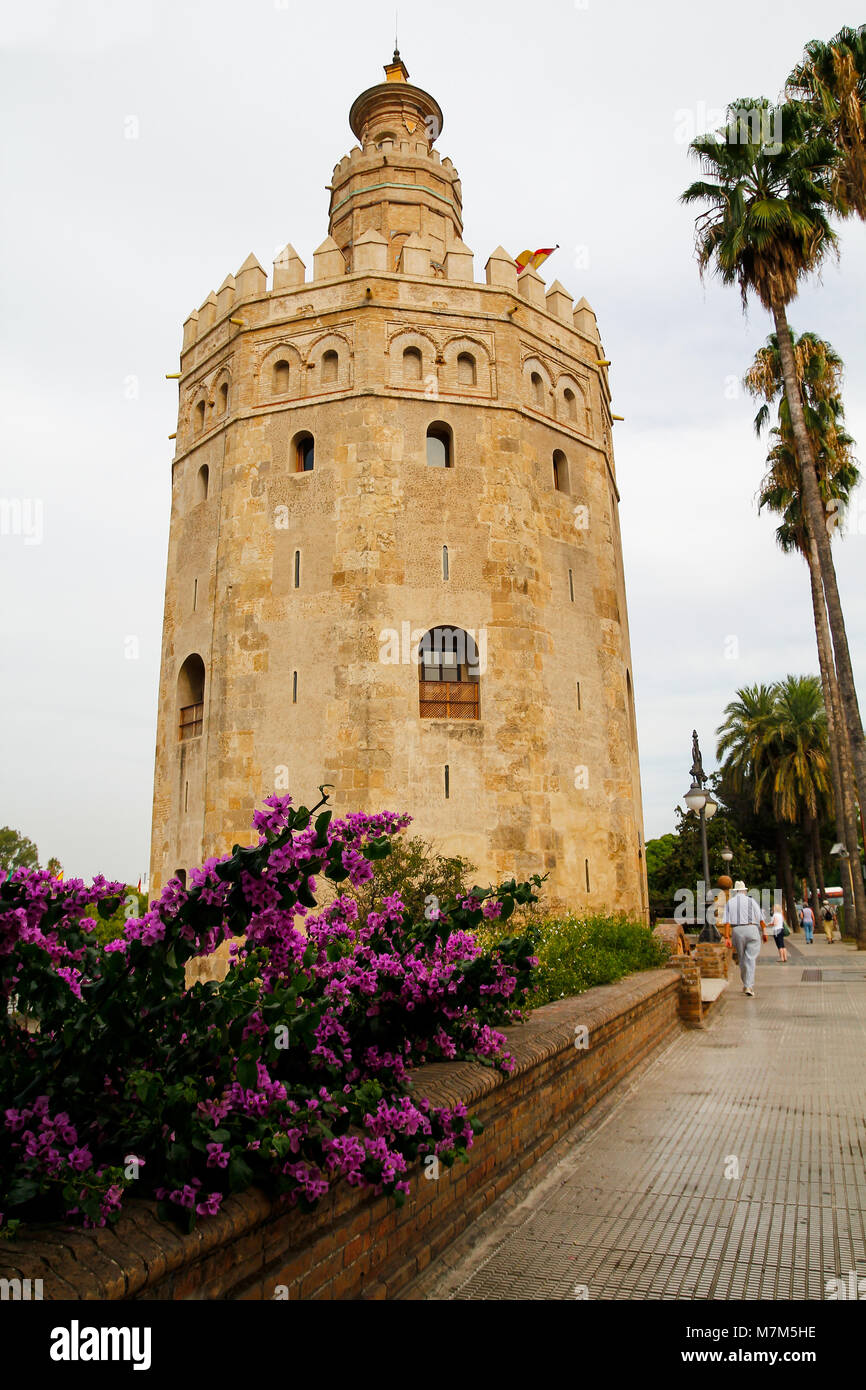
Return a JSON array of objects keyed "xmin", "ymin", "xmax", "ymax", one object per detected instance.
[
  {"xmin": 682, "ymin": 730, "xmax": 715, "ymax": 935},
  {"xmin": 830, "ymin": 843, "xmax": 856, "ymax": 927},
  {"xmin": 720, "ymin": 843, "xmax": 733, "ymax": 871}
]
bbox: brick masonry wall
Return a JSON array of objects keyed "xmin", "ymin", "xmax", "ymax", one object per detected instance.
[{"xmin": 0, "ymin": 970, "xmax": 680, "ymax": 1301}]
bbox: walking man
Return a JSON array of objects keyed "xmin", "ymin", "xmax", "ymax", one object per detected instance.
[
  {"xmin": 822, "ymin": 902, "xmax": 835, "ymax": 945},
  {"xmin": 724, "ymin": 880, "xmax": 767, "ymax": 997}
]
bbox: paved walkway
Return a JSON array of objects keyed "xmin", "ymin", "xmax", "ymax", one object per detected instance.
[{"xmin": 407, "ymin": 938, "xmax": 866, "ymax": 1300}]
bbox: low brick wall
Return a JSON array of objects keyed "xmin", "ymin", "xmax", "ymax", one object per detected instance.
[{"xmin": 1, "ymin": 969, "xmax": 681, "ymax": 1301}]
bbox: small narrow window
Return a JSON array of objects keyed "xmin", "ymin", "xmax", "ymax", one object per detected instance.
[
  {"xmin": 553, "ymin": 451, "xmax": 569, "ymax": 494},
  {"xmin": 576, "ymin": 680, "xmax": 581, "ymax": 711},
  {"xmin": 531, "ymin": 372, "xmax": 544, "ymax": 407},
  {"xmin": 585, "ymin": 859, "xmax": 590, "ymax": 892},
  {"xmin": 322, "ymin": 350, "xmax": 338, "ymax": 385},
  {"xmin": 194, "ymin": 401, "xmax": 206, "ymax": 432},
  {"xmin": 442, "ymin": 545, "xmax": 449, "ymax": 580},
  {"xmin": 294, "ymin": 550, "xmax": 300, "ymax": 588},
  {"xmin": 219, "ymin": 382, "xmax": 229, "ymax": 414},
  {"xmin": 403, "ymin": 346, "xmax": 423, "ymax": 382},
  {"xmin": 564, "ymin": 387, "xmax": 577, "ymax": 422},
  {"xmin": 193, "ymin": 577, "xmax": 197, "ymax": 611},
  {"xmin": 273, "ymin": 360, "xmax": 290, "ymax": 394},
  {"xmin": 426, "ymin": 422, "xmax": 453, "ymax": 468},
  {"xmin": 196, "ymin": 464, "xmax": 209, "ymax": 502},
  {"xmin": 175, "ymin": 869, "xmax": 187, "ymax": 889},
  {"xmin": 444, "ymin": 765, "xmax": 450, "ymax": 799},
  {"xmin": 184, "ymin": 780, "xmax": 189, "ymax": 813},
  {"xmin": 457, "ymin": 352, "xmax": 476, "ymax": 386},
  {"xmin": 294, "ymin": 433, "xmax": 314, "ymax": 472},
  {"xmin": 569, "ymin": 569, "xmax": 574, "ymax": 602},
  {"xmin": 292, "ymin": 671, "xmax": 298, "ymax": 704}
]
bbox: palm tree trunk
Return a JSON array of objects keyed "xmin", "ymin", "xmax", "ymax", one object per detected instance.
[
  {"xmin": 776, "ymin": 823, "xmax": 799, "ymax": 931},
  {"xmin": 803, "ymin": 813, "xmax": 821, "ymax": 916},
  {"xmin": 772, "ymin": 302, "xmax": 866, "ymax": 824},
  {"xmin": 812, "ymin": 816, "xmax": 827, "ymax": 901},
  {"xmin": 807, "ymin": 533, "xmax": 866, "ymax": 943}
]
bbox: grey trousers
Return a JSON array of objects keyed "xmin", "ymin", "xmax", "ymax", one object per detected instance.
[{"xmin": 732, "ymin": 924, "xmax": 763, "ymax": 989}]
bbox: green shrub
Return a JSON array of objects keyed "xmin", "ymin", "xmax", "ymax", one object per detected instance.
[{"xmin": 521, "ymin": 912, "xmax": 668, "ymax": 1006}]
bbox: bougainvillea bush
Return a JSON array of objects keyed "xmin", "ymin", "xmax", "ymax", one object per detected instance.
[{"xmin": 0, "ymin": 792, "xmax": 540, "ymax": 1235}]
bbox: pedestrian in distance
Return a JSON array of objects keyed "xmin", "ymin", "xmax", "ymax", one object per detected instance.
[
  {"xmin": 724, "ymin": 881, "xmax": 768, "ymax": 996},
  {"xmin": 770, "ymin": 900, "xmax": 789, "ymax": 963},
  {"xmin": 822, "ymin": 902, "xmax": 835, "ymax": 945},
  {"xmin": 801, "ymin": 901, "xmax": 815, "ymax": 944}
]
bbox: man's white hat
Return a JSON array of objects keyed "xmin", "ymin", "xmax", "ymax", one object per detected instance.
[{"xmin": 733, "ymin": 880, "xmax": 747, "ymax": 892}]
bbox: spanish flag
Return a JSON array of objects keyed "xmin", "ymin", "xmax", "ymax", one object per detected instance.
[{"xmin": 514, "ymin": 246, "xmax": 558, "ymax": 274}]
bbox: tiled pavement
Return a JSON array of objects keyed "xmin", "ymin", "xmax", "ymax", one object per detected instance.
[{"xmin": 406, "ymin": 937, "xmax": 866, "ymax": 1300}]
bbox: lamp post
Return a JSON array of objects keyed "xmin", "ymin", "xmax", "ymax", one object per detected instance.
[
  {"xmin": 682, "ymin": 730, "xmax": 716, "ymax": 931},
  {"xmin": 721, "ymin": 843, "xmax": 733, "ymax": 873}
]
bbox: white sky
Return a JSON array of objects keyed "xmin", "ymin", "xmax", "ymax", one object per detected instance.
[{"xmin": 1, "ymin": 0, "xmax": 864, "ymax": 882}]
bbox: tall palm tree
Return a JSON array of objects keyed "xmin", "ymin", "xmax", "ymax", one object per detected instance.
[
  {"xmin": 772, "ymin": 675, "xmax": 832, "ymax": 918},
  {"xmin": 748, "ymin": 330, "xmax": 866, "ymax": 942},
  {"xmin": 788, "ymin": 26, "xmax": 866, "ymax": 219},
  {"xmin": 681, "ymin": 100, "xmax": 866, "ymax": 841},
  {"xmin": 717, "ymin": 684, "xmax": 799, "ymax": 927}
]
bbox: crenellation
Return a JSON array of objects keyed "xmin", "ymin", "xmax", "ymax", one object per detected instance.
[
  {"xmin": 182, "ymin": 309, "xmax": 199, "ymax": 351},
  {"xmin": 444, "ymin": 240, "xmax": 473, "ymax": 282},
  {"xmin": 545, "ymin": 280, "xmax": 573, "ymax": 323},
  {"xmin": 485, "ymin": 245, "xmax": 518, "ymax": 292},
  {"xmin": 216, "ymin": 274, "xmax": 236, "ymax": 320},
  {"xmin": 198, "ymin": 292, "xmax": 218, "ymax": 334},
  {"xmin": 236, "ymin": 252, "xmax": 267, "ymax": 301},
  {"xmin": 517, "ymin": 265, "xmax": 546, "ymax": 308},
  {"xmin": 273, "ymin": 243, "xmax": 306, "ymax": 291},
  {"xmin": 313, "ymin": 236, "xmax": 347, "ymax": 280}
]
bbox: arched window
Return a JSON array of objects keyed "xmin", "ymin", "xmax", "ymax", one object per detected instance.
[
  {"xmin": 273, "ymin": 360, "xmax": 291, "ymax": 394},
  {"xmin": 531, "ymin": 372, "xmax": 544, "ymax": 407},
  {"xmin": 457, "ymin": 352, "xmax": 476, "ymax": 386},
  {"xmin": 418, "ymin": 627, "xmax": 480, "ymax": 719},
  {"xmin": 175, "ymin": 869, "xmax": 187, "ymax": 889},
  {"xmin": 196, "ymin": 464, "xmax": 209, "ymax": 503},
  {"xmin": 563, "ymin": 387, "xmax": 577, "ymax": 422},
  {"xmin": 321, "ymin": 350, "xmax": 338, "ymax": 385},
  {"xmin": 403, "ymin": 347, "xmax": 422, "ymax": 382},
  {"xmin": 294, "ymin": 550, "xmax": 300, "ymax": 588},
  {"xmin": 177, "ymin": 654, "xmax": 205, "ymax": 741},
  {"xmin": 194, "ymin": 400, "xmax": 206, "ymax": 432},
  {"xmin": 218, "ymin": 382, "xmax": 229, "ymax": 415},
  {"xmin": 442, "ymin": 545, "xmax": 449, "ymax": 580},
  {"xmin": 293, "ymin": 432, "xmax": 314, "ymax": 472},
  {"xmin": 553, "ymin": 451, "xmax": 569, "ymax": 494},
  {"xmin": 426, "ymin": 422, "xmax": 453, "ymax": 468}
]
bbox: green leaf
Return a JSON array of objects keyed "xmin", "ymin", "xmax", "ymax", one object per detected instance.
[
  {"xmin": 6, "ymin": 1178, "xmax": 40, "ymax": 1206},
  {"xmin": 228, "ymin": 1155, "xmax": 254, "ymax": 1192},
  {"xmin": 236, "ymin": 1057, "xmax": 258, "ymax": 1089}
]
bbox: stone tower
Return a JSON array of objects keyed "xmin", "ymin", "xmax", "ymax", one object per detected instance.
[{"xmin": 149, "ymin": 51, "xmax": 649, "ymax": 919}]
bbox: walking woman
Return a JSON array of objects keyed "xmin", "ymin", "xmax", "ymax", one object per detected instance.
[{"xmin": 770, "ymin": 900, "xmax": 789, "ymax": 963}]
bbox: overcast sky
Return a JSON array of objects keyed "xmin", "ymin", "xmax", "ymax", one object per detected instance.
[{"xmin": 2, "ymin": 0, "xmax": 864, "ymax": 883}]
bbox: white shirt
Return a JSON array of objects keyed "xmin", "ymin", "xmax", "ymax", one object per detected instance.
[{"xmin": 771, "ymin": 909, "xmax": 784, "ymax": 933}]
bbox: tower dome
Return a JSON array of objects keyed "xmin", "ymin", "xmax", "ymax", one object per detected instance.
[{"xmin": 329, "ymin": 50, "xmax": 461, "ymax": 269}]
